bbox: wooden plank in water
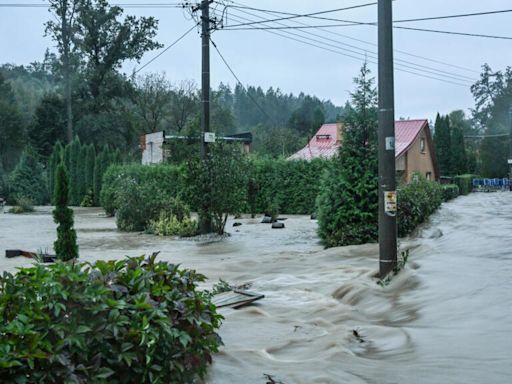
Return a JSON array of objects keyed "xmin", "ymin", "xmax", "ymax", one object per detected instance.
[{"xmin": 212, "ymin": 289, "xmax": 264, "ymax": 309}]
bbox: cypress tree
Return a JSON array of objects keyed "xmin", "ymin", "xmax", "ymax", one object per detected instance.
[
  {"xmin": 8, "ymin": 148, "xmax": 48, "ymax": 205},
  {"xmin": 78, "ymin": 143, "xmax": 88, "ymax": 202},
  {"xmin": 48, "ymin": 141, "xmax": 64, "ymax": 204},
  {"xmin": 69, "ymin": 137, "xmax": 81, "ymax": 205},
  {"xmin": 53, "ymin": 161, "xmax": 78, "ymax": 261},
  {"xmin": 93, "ymin": 147, "xmax": 106, "ymax": 206},
  {"xmin": 433, "ymin": 114, "xmax": 452, "ymax": 176},
  {"xmin": 85, "ymin": 144, "xmax": 96, "ymax": 198},
  {"xmin": 317, "ymin": 63, "xmax": 378, "ymax": 247},
  {"xmin": 450, "ymin": 124, "xmax": 468, "ymax": 176}
]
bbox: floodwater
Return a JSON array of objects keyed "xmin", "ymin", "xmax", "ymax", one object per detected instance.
[{"xmin": 0, "ymin": 192, "xmax": 511, "ymax": 383}]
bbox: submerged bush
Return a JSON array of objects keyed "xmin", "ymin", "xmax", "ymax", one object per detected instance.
[
  {"xmin": 8, "ymin": 196, "xmax": 34, "ymax": 214},
  {"xmin": 0, "ymin": 254, "xmax": 223, "ymax": 383},
  {"xmin": 148, "ymin": 197, "xmax": 198, "ymax": 237},
  {"xmin": 397, "ymin": 175, "xmax": 443, "ymax": 237},
  {"xmin": 453, "ymin": 174, "xmax": 478, "ymax": 195},
  {"xmin": 441, "ymin": 184, "xmax": 460, "ymax": 201}
]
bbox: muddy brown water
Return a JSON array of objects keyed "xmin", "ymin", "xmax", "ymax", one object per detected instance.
[{"xmin": 0, "ymin": 192, "xmax": 511, "ymax": 383}]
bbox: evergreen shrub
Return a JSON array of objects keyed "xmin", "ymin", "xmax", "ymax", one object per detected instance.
[
  {"xmin": 7, "ymin": 149, "xmax": 47, "ymax": 205},
  {"xmin": 8, "ymin": 197, "xmax": 34, "ymax": 214},
  {"xmin": 441, "ymin": 184, "xmax": 460, "ymax": 201},
  {"xmin": 0, "ymin": 255, "xmax": 222, "ymax": 383}
]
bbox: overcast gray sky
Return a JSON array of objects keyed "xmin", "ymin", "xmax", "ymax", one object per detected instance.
[{"xmin": 1, "ymin": 0, "xmax": 511, "ymax": 121}]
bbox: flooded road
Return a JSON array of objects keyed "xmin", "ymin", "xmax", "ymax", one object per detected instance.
[{"xmin": 0, "ymin": 192, "xmax": 511, "ymax": 383}]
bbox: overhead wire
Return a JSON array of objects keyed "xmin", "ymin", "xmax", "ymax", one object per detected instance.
[
  {"xmin": 223, "ymin": 0, "xmax": 480, "ymax": 75},
  {"xmin": 213, "ymin": 7, "xmax": 474, "ymax": 86},
  {"xmin": 220, "ymin": 4, "xmax": 476, "ymax": 83},
  {"xmin": 209, "ymin": 37, "xmax": 279, "ymax": 125},
  {"xmin": 133, "ymin": 22, "xmax": 198, "ymax": 74},
  {"xmin": 221, "ymin": 2, "xmax": 512, "ymax": 41}
]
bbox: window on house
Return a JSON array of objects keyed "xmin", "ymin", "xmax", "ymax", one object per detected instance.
[
  {"xmin": 420, "ymin": 138, "xmax": 426, "ymax": 153},
  {"xmin": 426, "ymin": 172, "xmax": 432, "ymax": 181}
]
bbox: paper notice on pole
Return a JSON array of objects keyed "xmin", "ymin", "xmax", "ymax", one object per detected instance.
[
  {"xmin": 385, "ymin": 136, "xmax": 395, "ymax": 151},
  {"xmin": 384, "ymin": 191, "xmax": 397, "ymax": 217},
  {"xmin": 204, "ymin": 132, "xmax": 216, "ymax": 143}
]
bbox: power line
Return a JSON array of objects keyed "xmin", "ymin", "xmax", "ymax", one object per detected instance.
[
  {"xmin": 222, "ymin": 2, "xmax": 377, "ymax": 28},
  {"xmin": 214, "ymin": 8, "xmax": 474, "ymax": 86},
  {"xmin": 394, "ymin": 8, "xmax": 512, "ymax": 23},
  {"xmin": 0, "ymin": 2, "xmax": 186, "ymax": 8},
  {"xmin": 394, "ymin": 26, "xmax": 512, "ymax": 41},
  {"xmin": 221, "ymin": 2, "xmax": 512, "ymax": 40},
  {"xmin": 224, "ymin": 0, "xmax": 479, "ymax": 75},
  {"xmin": 210, "ymin": 37, "xmax": 278, "ymax": 125},
  {"xmin": 134, "ymin": 23, "xmax": 198, "ymax": 74}
]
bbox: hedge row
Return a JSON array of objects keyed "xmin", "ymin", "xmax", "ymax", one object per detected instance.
[
  {"xmin": 441, "ymin": 184, "xmax": 460, "ymax": 202},
  {"xmin": 101, "ymin": 159, "xmax": 328, "ymax": 220},
  {"xmin": 454, "ymin": 174, "xmax": 478, "ymax": 195}
]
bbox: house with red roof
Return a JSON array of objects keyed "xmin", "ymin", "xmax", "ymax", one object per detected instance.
[{"xmin": 288, "ymin": 119, "xmax": 438, "ymax": 183}]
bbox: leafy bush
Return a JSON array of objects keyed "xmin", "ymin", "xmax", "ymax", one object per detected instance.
[
  {"xmin": 441, "ymin": 184, "xmax": 460, "ymax": 201},
  {"xmin": 148, "ymin": 197, "xmax": 198, "ymax": 237},
  {"xmin": 101, "ymin": 164, "xmax": 184, "ymax": 216},
  {"xmin": 397, "ymin": 175, "xmax": 443, "ymax": 237},
  {"xmin": 8, "ymin": 196, "xmax": 34, "ymax": 214},
  {"xmin": 7, "ymin": 148, "xmax": 47, "ymax": 205},
  {"xmin": 115, "ymin": 181, "xmax": 170, "ymax": 232},
  {"xmin": 185, "ymin": 143, "xmax": 249, "ymax": 234},
  {"xmin": 148, "ymin": 213, "xmax": 198, "ymax": 237},
  {"xmin": 453, "ymin": 174, "xmax": 478, "ymax": 195},
  {"xmin": 0, "ymin": 254, "xmax": 223, "ymax": 383}
]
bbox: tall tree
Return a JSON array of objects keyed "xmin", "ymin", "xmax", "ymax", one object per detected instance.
[
  {"xmin": 28, "ymin": 93, "xmax": 67, "ymax": 159},
  {"xmin": 74, "ymin": 0, "xmax": 162, "ymax": 107},
  {"xmin": 0, "ymin": 73, "xmax": 26, "ymax": 171},
  {"xmin": 433, "ymin": 114, "xmax": 452, "ymax": 176},
  {"xmin": 46, "ymin": 0, "xmax": 80, "ymax": 143},
  {"xmin": 133, "ymin": 73, "xmax": 172, "ymax": 133},
  {"xmin": 317, "ymin": 63, "xmax": 378, "ymax": 247},
  {"xmin": 48, "ymin": 141, "xmax": 64, "ymax": 204},
  {"xmin": 471, "ymin": 64, "xmax": 512, "ymax": 177}
]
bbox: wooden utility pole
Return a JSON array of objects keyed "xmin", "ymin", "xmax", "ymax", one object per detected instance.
[
  {"xmin": 378, "ymin": 0, "xmax": 398, "ymax": 278},
  {"xmin": 200, "ymin": 0, "xmax": 212, "ymax": 233}
]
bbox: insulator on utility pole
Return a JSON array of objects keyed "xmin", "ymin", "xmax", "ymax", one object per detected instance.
[{"xmin": 378, "ymin": 0, "xmax": 398, "ymax": 278}]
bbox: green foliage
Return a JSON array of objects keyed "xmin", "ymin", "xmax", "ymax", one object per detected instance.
[
  {"xmin": 148, "ymin": 213, "xmax": 198, "ymax": 238},
  {"xmin": 397, "ymin": 175, "xmax": 443, "ymax": 237},
  {"xmin": 185, "ymin": 143, "xmax": 249, "ymax": 234},
  {"xmin": 48, "ymin": 141, "xmax": 63, "ymax": 204},
  {"xmin": 0, "ymin": 73, "xmax": 27, "ymax": 172},
  {"xmin": 100, "ymin": 164, "xmax": 184, "ymax": 216},
  {"xmin": 433, "ymin": 114, "xmax": 452, "ymax": 176},
  {"xmin": 0, "ymin": 254, "xmax": 222, "ymax": 383},
  {"xmin": 454, "ymin": 174, "xmax": 478, "ymax": 195},
  {"xmin": 7, "ymin": 149, "xmax": 47, "ymax": 205},
  {"xmin": 28, "ymin": 93, "xmax": 67, "ymax": 159},
  {"xmin": 471, "ymin": 65, "xmax": 512, "ymax": 177},
  {"xmin": 316, "ymin": 63, "xmax": 379, "ymax": 247},
  {"xmin": 80, "ymin": 189, "xmax": 94, "ymax": 207},
  {"xmin": 251, "ymin": 158, "xmax": 327, "ymax": 215},
  {"xmin": 287, "ymin": 95, "xmax": 326, "ymax": 137},
  {"xmin": 8, "ymin": 197, "xmax": 35, "ymax": 214},
  {"xmin": 68, "ymin": 137, "xmax": 81, "ymax": 205},
  {"xmin": 441, "ymin": 184, "xmax": 460, "ymax": 202},
  {"xmin": 53, "ymin": 162, "xmax": 78, "ymax": 261}
]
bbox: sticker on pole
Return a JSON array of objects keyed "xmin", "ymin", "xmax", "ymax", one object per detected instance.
[
  {"xmin": 384, "ymin": 191, "xmax": 397, "ymax": 217},
  {"xmin": 204, "ymin": 132, "xmax": 216, "ymax": 143},
  {"xmin": 385, "ymin": 136, "xmax": 395, "ymax": 151}
]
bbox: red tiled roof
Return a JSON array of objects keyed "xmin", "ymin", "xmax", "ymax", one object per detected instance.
[
  {"xmin": 395, "ymin": 119, "xmax": 428, "ymax": 158},
  {"xmin": 287, "ymin": 123, "xmax": 341, "ymax": 161},
  {"xmin": 288, "ymin": 119, "xmax": 429, "ymax": 161}
]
